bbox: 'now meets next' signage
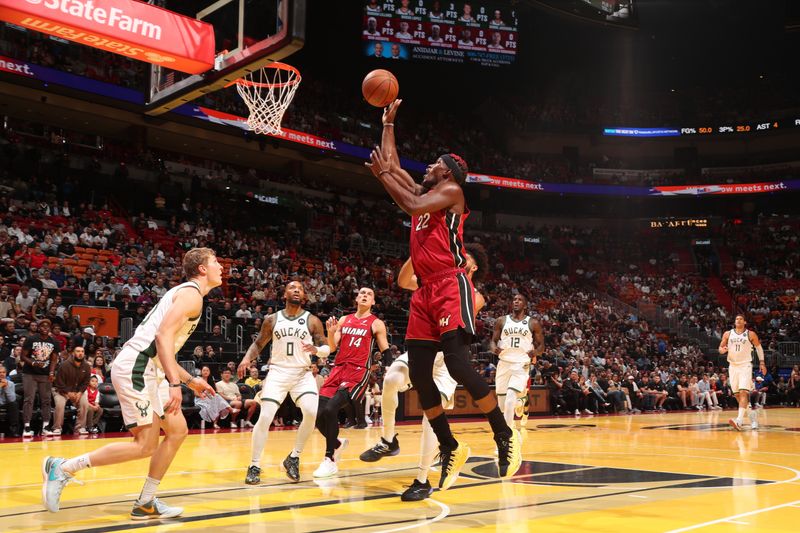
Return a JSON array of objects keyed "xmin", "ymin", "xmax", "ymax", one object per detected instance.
[{"xmin": 0, "ymin": 0, "xmax": 215, "ymax": 74}]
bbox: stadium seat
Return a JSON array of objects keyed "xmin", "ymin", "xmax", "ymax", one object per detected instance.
[
  {"xmin": 181, "ymin": 385, "xmax": 201, "ymax": 428},
  {"xmin": 98, "ymin": 383, "xmax": 124, "ymax": 432}
]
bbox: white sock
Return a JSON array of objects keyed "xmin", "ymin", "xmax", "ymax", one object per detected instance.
[
  {"xmin": 60, "ymin": 453, "xmax": 92, "ymax": 475},
  {"xmin": 502, "ymin": 393, "xmax": 517, "ymax": 427},
  {"xmin": 293, "ymin": 394, "xmax": 318, "ymax": 456},
  {"xmin": 747, "ymin": 405, "xmax": 758, "ymax": 423},
  {"xmin": 417, "ymin": 414, "xmax": 438, "ymax": 484},
  {"xmin": 250, "ymin": 401, "xmax": 279, "ymax": 467},
  {"xmin": 381, "ymin": 368, "xmax": 404, "ymax": 442},
  {"xmin": 737, "ymin": 407, "xmax": 746, "ymax": 421},
  {"xmin": 137, "ymin": 476, "xmax": 160, "ymax": 504}
]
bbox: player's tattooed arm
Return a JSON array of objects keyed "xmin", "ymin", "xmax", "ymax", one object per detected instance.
[
  {"xmin": 238, "ymin": 313, "xmax": 275, "ymax": 379},
  {"xmin": 301, "ymin": 315, "xmax": 331, "ymax": 358}
]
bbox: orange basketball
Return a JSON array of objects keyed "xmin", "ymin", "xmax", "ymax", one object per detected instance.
[{"xmin": 362, "ymin": 69, "xmax": 399, "ymax": 107}]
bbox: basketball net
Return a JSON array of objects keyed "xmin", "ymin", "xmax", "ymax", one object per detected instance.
[{"xmin": 235, "ymin": 62, "xmax": 301, "ymax": 136}]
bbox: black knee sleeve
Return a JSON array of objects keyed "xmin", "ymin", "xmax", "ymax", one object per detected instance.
[
  {"xmin": 441, "ymin": 329, "xmax": 491, "ymax": 400},
  {"xmin": 408, "ymin": 341, "xmax": 441, "ymax": 410}
]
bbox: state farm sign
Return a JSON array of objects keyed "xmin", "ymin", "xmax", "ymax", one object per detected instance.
[{"xmin": 0, "ymin": 0, "xmax": 214, "ymax": 74}]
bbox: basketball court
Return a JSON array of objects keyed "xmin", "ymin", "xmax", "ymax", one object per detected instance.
[{"xmin": 2, "ymin": 409, "xmax": 799, "ymax": 532}]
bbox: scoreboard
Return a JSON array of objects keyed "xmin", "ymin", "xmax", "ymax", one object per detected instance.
[
  {"xmin": 604, "ymin": 119, "xmax": 799, "ymax": 138},
  {"xmin": 362, "ymin": 1, "xmax": 518, "ymax": 67}
]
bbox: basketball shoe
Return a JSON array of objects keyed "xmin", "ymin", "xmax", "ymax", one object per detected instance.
[
  {"xmin": 130, "ymin": 498, "xmax": 183, "ymax": 520},
  {"xmin": 359, "ymin": 436, "xmax": 400, "ymax": 462},
  {"xmin": 438, "ymin": 441, "xmax": 470, "ymax": 490}
]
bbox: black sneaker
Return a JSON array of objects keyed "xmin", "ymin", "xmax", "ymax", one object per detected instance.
[
  {"xmin": 495, "ymin": 429, "xmax": 522, "ymax": 479},
  {"xmin": 282, "ymin": 454, "xmax": 300, "ymax": 482},
  {"xmin": 359, "ymin": 436, "xmax": 400, "ymax": 462},
  {"xmin": 400, "ymin": 479, "xmax": 433, "ymax": 502},
  {"xmin": 245, "ymin": 465, "xmax": 261, "ymax": 485},
  {"xmin": 354, "ymin": 422, "xmax": 368, "ymax": 429}
]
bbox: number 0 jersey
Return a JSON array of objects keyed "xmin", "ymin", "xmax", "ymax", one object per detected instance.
[
  {"xmin": 335, "ymin": 313, "xmax": 378, "ymax": 367},
  {"xmin": 498, "ymin": 315, "xmax": 534, "ymax": 363},
  {"xmin": 271, "ymin": 310, "xmax": 313, "ymax": 369}
]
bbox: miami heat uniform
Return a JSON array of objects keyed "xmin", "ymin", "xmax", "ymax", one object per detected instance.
[
  {"xmin": 320, "ymin": 313, "xmax": 377, "ymax": 400},
  {"xmin": 406, "ymin": 207, "xmax": 475, "ymax": 341}
]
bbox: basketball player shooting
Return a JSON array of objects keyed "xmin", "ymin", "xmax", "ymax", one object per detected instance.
[
  {"xmin": 720, "ymin": 314, "xmax": 766, "ymax": 431},
  {"xmin": 365, "ymin": 99, "xmax": 522, "ymax": 490}
]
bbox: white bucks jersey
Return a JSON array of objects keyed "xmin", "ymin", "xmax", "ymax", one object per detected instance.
[
  {"xmin": 727, "ymin": 328, "xmax": 753, "ymax": 367},
  {"xmin": 271, "ymin": 310, "xmax": 313, "ymax": 369},
  {"xmin": 499, "ymin": 315, "xmax": 534, "ymax": 363},
  {"xmin": 123, "ymin": 281, "xmax": 202, "ymax": 369}
]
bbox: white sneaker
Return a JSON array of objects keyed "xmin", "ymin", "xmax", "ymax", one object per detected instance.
[
  {"xmin": 22, "ymin": 427, "xmax": 34, "ymax": 438},
  {"xmin": 333, "ymin": 438, "xmax": 348, "ymax": 463},
  {"xmin": 77, "ymin": 428, "xmax": 88, "ymax": 435},
  {"xmin": 240, "ymin": 420, "xmax": 245, "ymax": 428},
  {"xmin": 574, "ymin": 410, "xmax": 581, "ymax": 416},
  {"xmin": 313, "ymin": 457, "xmax": 338, "ymax": 479},
  {"xmin": 583, "ymin": 409, "xmax": 594, "ymax": 415},
  {"xmin": 364, "ymin": 416, "xmax": 372, "ymax": 424},
  {"xmin": 729, "ymin": 418, "xmax": 743, "ymax": 431},
  {"xmin": 244, "ymin": 421, "xmax": 254, "ymax": 428},
  {"xmin": 42, "ymin": 427, "xmax": 60, "ymax": 437},
  {"xmin": 751, "ymin": 422, "xmax": 759, "ymax": 431}
]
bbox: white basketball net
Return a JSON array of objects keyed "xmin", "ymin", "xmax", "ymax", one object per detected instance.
[{"xmin": 235, "ymin": 62, "xmax": 301, "ymax": 136}]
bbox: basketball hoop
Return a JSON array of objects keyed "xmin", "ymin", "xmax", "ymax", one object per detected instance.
[{"xmin": 234, "ymin": 62, "xmax": 301, "ymax": 136}]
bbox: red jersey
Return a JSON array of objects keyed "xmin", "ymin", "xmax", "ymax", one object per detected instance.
[
  {"xmin": 335, "ymin": 313, "xmax": 378, "ymax": 366},
  {"xmin": 410, "ymin": 207, "xmax": 469, "ymax": 281}
]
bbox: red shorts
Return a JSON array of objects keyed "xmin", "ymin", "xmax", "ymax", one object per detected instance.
[
  {"xmin": 319, "ymin": 363, "xmax": 371, "ymax": 401},
  {"xmin": 406, "ymin": 269, "xmax": 476, "ymax": 342}
]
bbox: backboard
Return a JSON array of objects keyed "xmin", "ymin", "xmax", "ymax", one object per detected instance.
[{"xmin": 146, "ymin": 0, "xmax": 305, "ymax": 116}]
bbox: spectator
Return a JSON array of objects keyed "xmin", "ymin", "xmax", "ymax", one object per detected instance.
[
  {"xmin": 20, "ymin": 318, "xmax": 59, "ymax": 437},
  {"xmin": 215, "ymin": 369, "xmax": 242, "ymax": 427},
  {"xmin": 91, "ymin": 353, "xmax": 107, "ymax": 382},
  {"xmin": 52, "ymin": 346, "xmax": 92, "ymax": 435},
  {"xmin": 83, "ymin": 374, "xmax": 103, "ymax": 433},
  {"xmin": 195, "ymin": 365, "xmax": 229, "ymax": 430},
  {"xmin": 244, "ymin": 367, "xmax": 261, "ymax": 389},
  {"xmin": 15, "ymin": 285, "xmax": 35, "ymax": 315},
  {"xmin": 0, "ymin": 364, "xmax": 19, "ymax": 436},
  {"xmin": 71, "ymin": 326, "xmax": 96, "ymax": 349}
]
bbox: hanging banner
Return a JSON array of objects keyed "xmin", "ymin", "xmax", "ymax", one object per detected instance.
[{"xmin": 0, "ymin": 0, "xmax": 215, "ymax": 74}]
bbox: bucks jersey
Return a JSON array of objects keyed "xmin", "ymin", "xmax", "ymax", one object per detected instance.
[
  {"xmin": 271, "ymin": 310, "xmax": 313, "ymax": 369},
  {"xmin": 499, "ymin": 315, "xmax": 534, "ymax": 363},
  {"xmin": 123, "ymin": 281, "xmax": 202, "ymax": 369},
  {"xmin": 727, "ymin": 328, "xmax": 753, "ymax": 367}
]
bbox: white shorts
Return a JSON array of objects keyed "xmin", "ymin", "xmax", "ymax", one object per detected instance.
[
  {"xmin": 496, "ymin": 359, "xmax": 531, "ymax": 397},
  {"xmin": 261, "ymin": 366, "xmax": 318, "ymax": 406},
  {"xmin": 393, "ymin": 352, "xmax": 457, "ymax": 409},
  {"xmin": 729, "ymin": 364, "xmax": 753, "ymax": 392},
  {"xmin": 110, "ymin": 349, "xmax": 165, "ymax": 429}
]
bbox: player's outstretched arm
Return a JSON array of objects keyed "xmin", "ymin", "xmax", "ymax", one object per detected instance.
[
  {"xmin": 238, "ymin": 313, "xmax": 275, "ymax": 379},
  {"xmin": 301, "ymin": 315, "xmax": 332, "ymax": 360},
  {"xmin": 750, "ymin": 330, "xmax": 767, "ymax": 373},
  {"xmin": 529, "ymin": 319, "xmax": 545, "ymax": 360},
  {"xmin": 326, "ymin": 316, "xmax": 345, "ymax": 354},
  {"xmin": 372, "ymin": 318, "xmax": 390, "ymax": 352},
  {"xmin": 367, "ymin": 149, "xmax": 463, "ymax": 216},
  {"xmin": 397, "ymin": 258, "xmax": 419, "ymax": 290},
  {"xmin": 718, "ymin": 330, "xmax": 729, "ymax": 354},
  {"xmin": 490, "ymin": 316, "xmax": 504, "ymax": 355}
]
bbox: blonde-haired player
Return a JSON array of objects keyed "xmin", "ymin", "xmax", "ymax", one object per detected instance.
[
  {"xmin": 720, "ymin": 314, "xmax": 766, "ymax": 431},
  {"xmin": 490, "ymin": 294, "xmax": 544, "ymax": 430},
  {"xmin": 43, "ymin": 248, "xmax": 221, "ymax": 519}
]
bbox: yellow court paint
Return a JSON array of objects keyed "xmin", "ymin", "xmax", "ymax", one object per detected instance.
[{"xmin": 1, "ymin": 408, "xmax": 799, "ymax": 532}]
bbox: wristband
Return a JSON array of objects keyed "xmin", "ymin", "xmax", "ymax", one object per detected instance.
[
  {"xmin": 316, "ymin": 345, "xmax": 331, "ymax": 358},
  {"xmin": 384, "ymin": 123, "xmax": 394, "ymax": 127},
  {"xmin": 379, "ymin": 170, "xmax": 391, "ymax": 176},
  {"xmin": 169, "ymin": 383, "xmax": 182, "ymax": 388}
]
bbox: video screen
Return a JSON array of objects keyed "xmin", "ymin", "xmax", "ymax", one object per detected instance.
[
  {"xmin": 362, "ymin": 1, "xmax": 518, "ymax": 67},
  {"xmin": 534, "ymin": 0, "xmax": 636, "ymax": 28}
]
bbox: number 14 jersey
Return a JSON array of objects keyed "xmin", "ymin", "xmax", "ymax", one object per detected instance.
[{"xmin": 335, "ymin": 313, "xmax": 378, "ymax": 367}]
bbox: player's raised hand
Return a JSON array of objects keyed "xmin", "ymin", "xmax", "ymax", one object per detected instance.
[
  {"xmin": 237, "ymin": 357, "xmax": 250, "ymax": 380},
  {"xmin": 326, "ymin": 316, "xmax": 339, "ymax": 334},
  {"xmin": 382, "ymin": 99, "xmax": 402, "ymax": 124}
]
